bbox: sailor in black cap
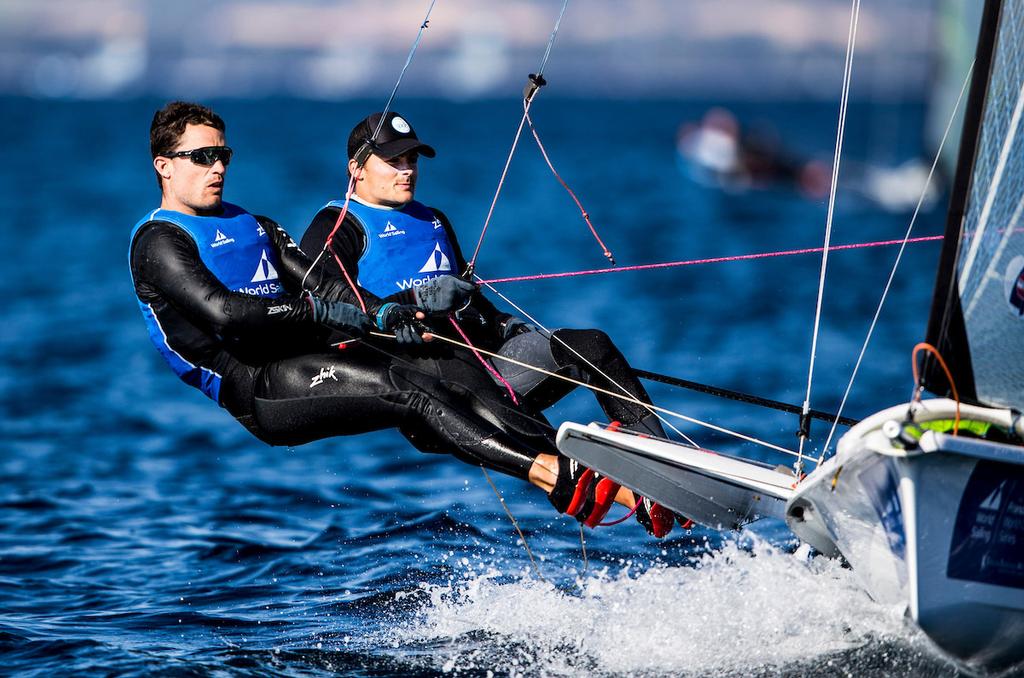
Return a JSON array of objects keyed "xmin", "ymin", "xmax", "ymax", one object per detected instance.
[{"xmin": 300, "ymin": 111, "xmax": 679, "ymax": 537}]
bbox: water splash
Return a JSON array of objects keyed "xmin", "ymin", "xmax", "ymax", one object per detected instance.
[{"xmin": 383, "ymin": 537, "xmax": 934, "ymax": 676}]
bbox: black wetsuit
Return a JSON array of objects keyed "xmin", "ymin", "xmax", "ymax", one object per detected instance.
[
  {"xmin": 129, "ymin": 209, "xmax": 554, "ymax": 479},
  {"xmin": 301, "ymin": 203, "xmax": 665, "ymax": 436}
]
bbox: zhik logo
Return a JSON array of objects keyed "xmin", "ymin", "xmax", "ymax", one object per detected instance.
[{"xmin": 310, "ymin": 365, "xmax": 338, "ymax": 388}]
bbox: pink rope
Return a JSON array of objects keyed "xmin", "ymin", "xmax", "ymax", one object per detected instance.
[
  {"xmin": 525, "ymin": 108, "xmax": 615, "ymax": 265},
  {"xmin": 448, "ymin": 315, "xmax": 520, "ymax": 406},
  {"xmin": 478, "ymin": 235, "xmax": 943, "ymax": 285},
  {"xmin": 597, "ymin": 497, "xmax": 642, "ymax": 527},
  {"xmin": 320, "ymin": 172, "xmax": 367, "ymax": 313}
]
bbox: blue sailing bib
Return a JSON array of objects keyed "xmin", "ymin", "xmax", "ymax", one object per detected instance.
[
  {"xmin": 129, "ymin": 202, "xmax": 284, "ymax": 402},
  {"xmin": 130, "ymin": 202, "xmax": 285, "ymax": 298},
  {"xmin": 329, "ymin": 199, "xmax": 459, "ymax": 296}
]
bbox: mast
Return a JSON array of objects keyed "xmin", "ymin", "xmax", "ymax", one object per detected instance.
[{"xmin": 921, "ymin": 0, "xmax": 1004, "ymax": 402}]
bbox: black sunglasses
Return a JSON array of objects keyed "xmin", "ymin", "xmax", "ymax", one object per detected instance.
[{"xmin": 163, "ymin": 146, "xmax": 233, "ymax": 167}]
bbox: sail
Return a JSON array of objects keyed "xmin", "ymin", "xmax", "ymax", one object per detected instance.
[{"xmin": 924, "ymin": 0, "xmax": 1024, "ymax": 412}]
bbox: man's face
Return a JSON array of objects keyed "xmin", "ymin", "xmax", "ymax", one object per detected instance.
[
  {"xmin": 154, "ymin": 124, "xmax": 227, "ymax": 215},
  {"xmin": 351, "ymin": 152, "xmax": 418, "ymax": 207}
]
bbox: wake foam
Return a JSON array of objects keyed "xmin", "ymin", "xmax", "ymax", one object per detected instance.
[{"xmin": 382, "ymin": 537, "xmax": 923, "ymax": 676}]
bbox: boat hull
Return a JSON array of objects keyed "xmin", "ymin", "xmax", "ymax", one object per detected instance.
[
  {"xmin": 787, "ymin": 401, "xmax": 1024, "ymax": 667},
  {"xmin": 556, "ymin": 422, "xmax": 794, "ymax": 530}
]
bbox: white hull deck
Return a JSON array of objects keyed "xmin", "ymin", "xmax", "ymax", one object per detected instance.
[
  {"xmin": 556, "ymin": 423, "xmax": 795, "ymax": 530},
  {"xmin": 556, "ymin": 399, "xmax": 1024, "ymax": 668},
  {"xmin": 787, "ymin": 399, "xmax": 1024, "ymax": 668}
]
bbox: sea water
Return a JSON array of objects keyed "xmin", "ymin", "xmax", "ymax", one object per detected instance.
[{"xmin": 0, "ymin": 97, "xmax": 1006, "ymax": 676}]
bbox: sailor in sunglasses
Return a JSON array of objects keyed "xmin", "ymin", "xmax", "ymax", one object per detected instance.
[
  {"xmin": 129, "ymin": 101, "xmax": 563, "ymax": 488},
  {"xmin": 299, "ymin": 111, "xmax": 681, "ymax": 537}
]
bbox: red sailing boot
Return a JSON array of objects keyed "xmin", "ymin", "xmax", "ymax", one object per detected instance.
[{"xmin": 548, "ymin": 456, "xmax": 622, "ymax": 527}]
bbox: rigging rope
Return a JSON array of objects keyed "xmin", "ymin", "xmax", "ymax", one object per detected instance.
[
  {"xmin": 300, "ymin": 0, "xmax": 439, "ymax": 307},
  {"xmin": 375, "ymin": 330, "xmax": 803, "ymax": 459},
  {"xmin": 475, "ymin": 278, "xmax": 700, "ymax": 448},
  {"xmin": 911, "ymin": 343, "xmax": 960, "ymax": 433},
  {"xmin": 477, "ymin": 235, "xmax": 943, "ymax": 285},
  {"xmin": 634, "ymin": 369, "xmax": 859, "ymax": 427},
  {"xmin": 796, "ymin": 0, "xmax": 861, "ymax": 471},
  {"xmin": 480, "ymin": 466, "xmax": 548, "ymax": 583},
  {"xmin": 465, "ymin": 0, "xmax": 570, "ymax": 275},
  {"xmin": 524, "ymin": 105, "xmax": 616, "ymax": 265},
  {"xmin": 816, "ymin": 60, "xmax": 975, "ymax": 464},
  {"xmin": 448, "ymin": 315, "xmax": 520, "ymax": 405},
  {"xmin": 373, "ymin": 0, "xmax": 438, "ymax": 142}
]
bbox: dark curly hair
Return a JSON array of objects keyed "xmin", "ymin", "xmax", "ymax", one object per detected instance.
[{"xmin": 149, "ymin": 101, "xmax": 226, "ymax": 188}]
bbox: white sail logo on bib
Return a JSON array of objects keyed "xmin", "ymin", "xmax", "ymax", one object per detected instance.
[
  {"xmin": 377, "ymin": 221, "xmax": 406, "ymax": 238},
  {"xmin": 251, "ymin": 249, "xmax": 279, "ymax": 282},
  {"xmin": 418, "ymin": 243, "xmax": 451, "ymax": 273},
  {"xmin": 211, "ymin": 229, "xmax": 235, "ymax": 248}
]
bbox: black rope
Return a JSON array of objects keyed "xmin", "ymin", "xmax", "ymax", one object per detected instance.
[{"xmin": 633, "ymin": 369, "xmax": 859, "ymax": 427}]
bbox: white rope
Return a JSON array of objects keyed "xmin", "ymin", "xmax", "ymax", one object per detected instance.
[
  {"xmin": 797, "ymin": 0, "xmax": 861, "ymax": 468},
  {"xmin": 536, "ymin": 0, "xmax": 569, "ymax": 77},
  {"xmin": 300, "ymin": 0, "xmax": 437, "ymax": 290},
  {"xmin": 817, "ymin": 61, "xmax": 976, "ymax": 463},
  {"xmin": 477, "ymin": 279, "xmax": 700, "ymax": 448},
  {"xmin": 368, "ymin": 331, "xmax": 804, "ymax": 460},
  {"xmin": 371, "ymin": 0, "xmax": 438, "ymax": 142}
]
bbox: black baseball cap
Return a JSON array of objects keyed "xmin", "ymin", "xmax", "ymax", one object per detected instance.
[{"xmin": 347, "ymin": 111, "xmax": 436, "ymax": 161}]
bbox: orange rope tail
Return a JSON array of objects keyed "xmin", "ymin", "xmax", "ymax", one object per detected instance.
[{"xmin": 911, "ymin": 342, "xmax": 960, "ymax": 434}]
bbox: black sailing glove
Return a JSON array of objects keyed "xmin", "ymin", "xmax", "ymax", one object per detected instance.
[
  {"xmin": 306, "ymin": 293, "xmax": 373, "ymax": 335},
  {"xmin": 412, "ymin": 275, "xmax": 478, "ymax": 312},
  {"xmin": 376, "ymin": 303, "xmax": 430, "ymax": 344}
]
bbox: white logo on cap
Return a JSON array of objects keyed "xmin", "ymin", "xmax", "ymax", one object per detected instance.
[{"xmin": 391, "ymin": 116, "xmax": 411, "ymax": 134}]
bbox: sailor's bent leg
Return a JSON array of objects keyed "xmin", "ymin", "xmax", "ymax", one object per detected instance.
[
  {"xmin": 251, "ymin": 349, "xmax": 545, "ymax": 480},
  {"xmin": 493, "ymin": 329, "xmax": 576, "ymax": 409},
  {"xmin": 251, "ymin": 350, "xmax": 412, "ymax": 446},
  {"xmin": 548, "ymin": 328, "xmax": 666, "ymax": 438},
  {"xmin": 386, "ymin": 361, "xmax": 545, "ymax": 480},
  {"xmin": 401, "ymin": 346, "xmax": 558, "ymax": 452}
]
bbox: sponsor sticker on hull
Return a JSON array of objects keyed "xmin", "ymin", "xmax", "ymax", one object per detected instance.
[
  {"xmin": 948, "ymin": 460, "xmax": 1024, "ymax": 589},
  {"xmin": 861, "ymin": 458, "xmax": 907, "ymax": 564}
]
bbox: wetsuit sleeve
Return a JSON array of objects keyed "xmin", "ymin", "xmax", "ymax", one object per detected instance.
[
  {"xmin": 430, "ymin": 207, "xmax": 515, "ymax": 330},
  {"xmin": 258, "ymin": 214, "xmax": 385, "ymax": 316},
  {"xmin": 132, "ymin": 221, "xmax": 349, "ymax": 335}
]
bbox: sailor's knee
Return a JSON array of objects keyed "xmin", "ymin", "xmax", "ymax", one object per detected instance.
[{"xmin": 552, "ymin": 328, "xmax": 616, "ymax": 364}]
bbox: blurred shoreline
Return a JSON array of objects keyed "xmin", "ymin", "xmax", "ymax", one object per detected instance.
[{"xmin": 1, "ymin": 0, "xmax": 935, "ymax": 101}]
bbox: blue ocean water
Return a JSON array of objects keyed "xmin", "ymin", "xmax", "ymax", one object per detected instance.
[{"xmin": 0, "ymin": 96, "xmax": 992, "ymax": 676}]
